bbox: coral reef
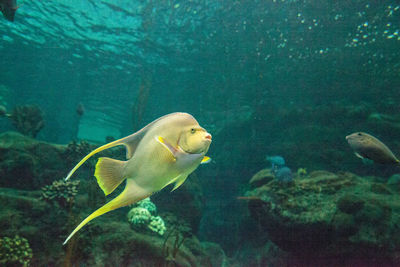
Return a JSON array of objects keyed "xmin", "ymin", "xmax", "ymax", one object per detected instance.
[
  {"xmin": 0, "ymin": 186, "xmax": 229, "ymax": 266},
  {"xmin": 0, "ymin": 235, "xmax": 33, "ymax": 267},
  {"xmin": 244, "ymin": 169, "xmax": 400, "ymax": 265},
  {"xmin": 248, "ymin": 168, "xmax": 275, "ymax": 188},
  {"xmin": 128, "ymin": 198, "xmax": 166, "ymax": 236},
  {"xmin": 148, "ymin": 216, "xmax": 166, "ymax": 236},
  {"xmin": 63, "ymin": 140, "xmax": 95, "ymax": 169},
  {"xmin": 40, "ymin": 179, "xmax": 80, "ymax": 208},
  {"xmin": 273, "ymin": 166, "xmax": 293, "ymax": 183},
  {"xmin": 127, "ymin": 207, "xmax": 152, "ymax": 226},
  {"xmin": 9, "ymin": 105, "xmax": 45, "ymax": 138},
  {"xmin": 135, "ymin": 197, "xmax": 157, "ymax": 215},
  {"xmin": 266, "ymin": 155, "xmax": 293, "ymax": 183},
  {"xmin": 0, "ymin": 132, "xmax": 231, "ymax": 266},
  {"xmin": 0, "ymin": 132, "xmax": 67, "ymax": 190}
]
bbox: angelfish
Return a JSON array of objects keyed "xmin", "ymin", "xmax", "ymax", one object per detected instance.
[
  {"xmin": 63, "ymin": 112, "xmax": 212, "ymax": 244},
  {"xmin": 346, "ymin": 132, "xmax": 400, "ymax": 164}
]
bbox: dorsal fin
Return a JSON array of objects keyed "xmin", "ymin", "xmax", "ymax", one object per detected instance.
[{"xmin": 64, "ymin": 116, "xmax": 165, "ymax": 181}]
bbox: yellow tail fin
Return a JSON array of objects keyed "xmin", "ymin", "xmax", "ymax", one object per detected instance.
[{"xmin": 63, "ymin": 180, "xmax": 151, "ymax": 245}]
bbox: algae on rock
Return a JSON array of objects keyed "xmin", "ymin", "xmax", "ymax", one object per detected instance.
[{"xmin": 244, "ymin": 169, "xmax": 400, "ymax": 265}]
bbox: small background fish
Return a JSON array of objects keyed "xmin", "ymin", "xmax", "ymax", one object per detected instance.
[{"xmin": 346, "ymin": 132, "xmax": 400, "ymax": 165}]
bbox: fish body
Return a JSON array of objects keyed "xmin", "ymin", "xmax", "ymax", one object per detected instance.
[
  {"xmin": 0, "ymin": 0, "xmax": 18, "ymax": 22},
  {"xmin": 346, "ymin": 132, "xmax": 399, "ymax": 164},
  {"xmin": 63, "ymin": 112, "xmax": 212, "ymax": 244}
]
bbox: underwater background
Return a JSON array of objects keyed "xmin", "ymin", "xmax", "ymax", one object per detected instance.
[{"xmin": 1, "ymin": 0, "xmax": 400, "ymax": 266}]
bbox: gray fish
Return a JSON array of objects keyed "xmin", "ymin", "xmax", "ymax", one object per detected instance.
[
  {"xmin": 0, "ymin": 0, "xmax": 18, "ymax": 22},
  {"xmin": 346, "ymin": 132, "xmax": 400, "ymax": 164}
]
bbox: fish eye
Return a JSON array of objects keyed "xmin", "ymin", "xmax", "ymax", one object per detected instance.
[
  {"xmin": 191, "ymin": 128, "xmax": 196, "ymax": 134},
  {"xmin": 358, "ymin": 133, "xmax": 362, "ymax": 136}
]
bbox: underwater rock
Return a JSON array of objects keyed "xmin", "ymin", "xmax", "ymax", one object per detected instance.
[
  {"xmin": 0, "ymin": 132, "xmax": 69, "ymax": 190},
  {"xmin": 249, "ymin": 168, "xmax": 275, "ymax": 188},
  {"xmin": 201, "ymin": 242, "xmax": 238, "ymax": 267},
  {"xmin": 0, "ymin": 132, "xmax": 120, "ymax": 190},
  {"xmin": 245, "ymin": 169, "xmax": 400, "ymax": 264},
  {"xmin": 368, "ymin": 113, "xmax": 400, "ymax": 131},
  {"xmin": 337, "ymin": 194, "xmax": 365, "ymax": 214},
  {"xmin": 81, "ymin": 219, "xmax": 228, "ymax": 267},
  {"xmin": 370, "ymin": 183, "xmax": 393, "ymax": 195},
  {"xmin": 0, "ymin": 188, "xmax": 67, "ymax": 265},
  {"xmin": 387, "ymin": 174, "xmax": 400, "ymax": 185},
  {"xmin": 0, "ymin": 187, "xmax": 228, "ymax": 266},
  {"xmin": 387, "ymin": 174, "xmax": 400, "ymax": 193}
]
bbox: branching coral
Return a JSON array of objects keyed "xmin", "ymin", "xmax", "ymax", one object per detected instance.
[
  {"xmin": 40, "ymin": 179, "xmax": 80, "ymax": 208},
  {"xmin": 64, "ymin": 140, "xmax": 95, "ymax": 168},
  {"xmin": 0, "ymin": 235, "xmax": 33, "ymax": 267},
  {"xmin": 9, "ymin": 105, "xmax": 45, "ymax": 138},
  {"xmin": 63, "ymin": 140, "xmax": 124, "ymax": 170}
]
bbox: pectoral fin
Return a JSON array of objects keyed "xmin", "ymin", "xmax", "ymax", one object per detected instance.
[
  {"xmin": 201, "ymin": 156, "xmax": 211, "ymax": 164},
  {"xmin": 156, "ymin": 136, "xmax": 178, "ymax": 160},
  {"xmin": 171, "ymin": 173, "xmax": 189, "ymax": 192},
  {"xmin": 63, "ymin": 179, "xmax": 151, "ymax": 245}
]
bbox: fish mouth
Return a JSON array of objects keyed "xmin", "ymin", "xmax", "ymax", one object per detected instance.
[{"xmin": 205, "ymin": 133, "xmax": 212, "ymax": 141}]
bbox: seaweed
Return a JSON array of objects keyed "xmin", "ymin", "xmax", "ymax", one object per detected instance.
[{"xmin": 162, "ymin": 214, "xmax": 192, "ymax": 266}]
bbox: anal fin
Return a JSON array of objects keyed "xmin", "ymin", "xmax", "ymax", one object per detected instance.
[{"xmin": 94, "ymin": 157, "xmax": 126, "ymax": 196}]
